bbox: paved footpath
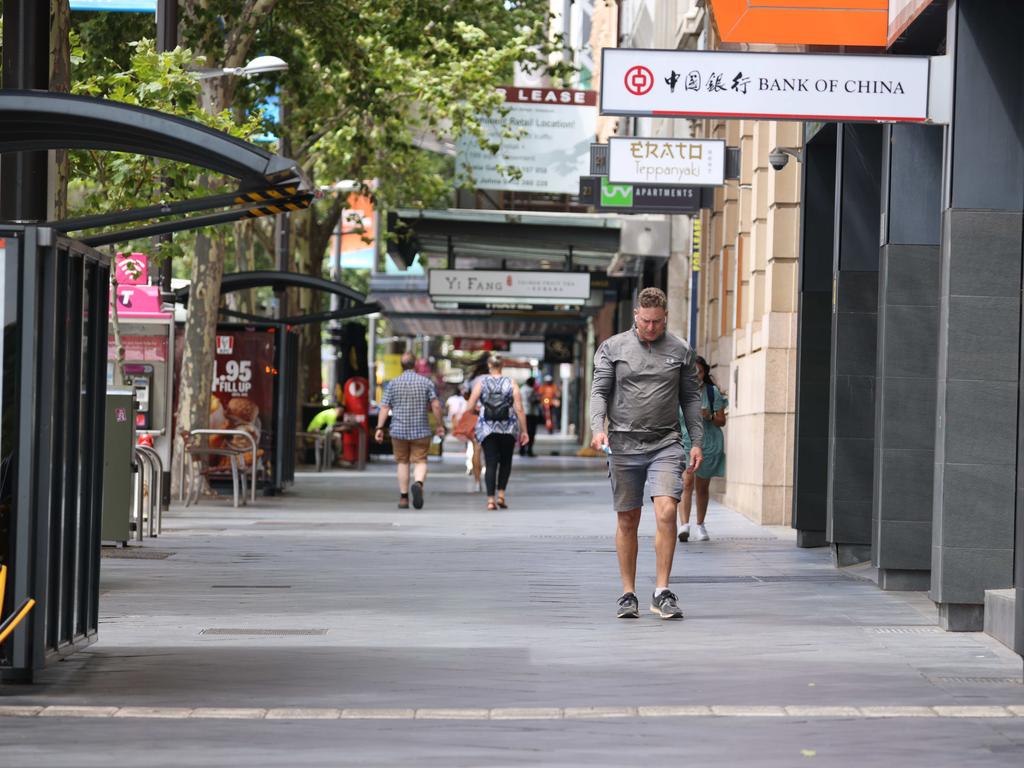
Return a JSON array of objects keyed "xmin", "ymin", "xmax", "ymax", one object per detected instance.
[{"xmin": 1, "ymin": 456, "xmax": 1022, "ymax": 766}]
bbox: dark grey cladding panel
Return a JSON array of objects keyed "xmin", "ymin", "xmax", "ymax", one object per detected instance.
[
  {"xmin": 880, "ymin": 245, "xmax": 940, "ymax": 308},
  {"xmin": 882, "ymin": 124, "xmax": 943, "ymax": 247}
]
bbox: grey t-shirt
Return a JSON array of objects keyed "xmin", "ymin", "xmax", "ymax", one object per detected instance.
[{"xmin": 589, "ymin": 327, "xmax": 704, "ymax": 454}]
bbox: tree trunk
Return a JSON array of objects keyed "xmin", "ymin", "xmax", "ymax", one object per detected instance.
[
  {"xmin": 230, "ymin": 219, "xmax": 257, "ymax": 315},
  {"xmin": 171, "ymin": 232, "xmax": 225, "ymax": 496},
  {"xmin": 50, "ymin": 0, "xmax": 71, "ymax": 220}
]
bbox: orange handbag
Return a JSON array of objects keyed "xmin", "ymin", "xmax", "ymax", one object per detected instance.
[{"xmin": 452, "ymin": 411, "xmax": 478, "ymax": 442}]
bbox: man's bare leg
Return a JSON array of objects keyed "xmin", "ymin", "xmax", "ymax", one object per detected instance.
[
  {"xmin": 413, "ymin": 461, "xmax": 428, "ymax": 484},
  {"xmin": 397, "ymin": 462, "xmax": 410, "ymax": 494},
  {"xmin": 653, "ymin": 495, "xmax": 679, "ymax": 589},
  {"xmin": 616, "ymin": 509, "xmax": 641, "ymax": 594}
]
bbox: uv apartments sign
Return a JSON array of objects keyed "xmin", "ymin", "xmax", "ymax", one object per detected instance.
[{"xmin": 601, "ymin": 48, "xmax": 930, "ymax": 123}]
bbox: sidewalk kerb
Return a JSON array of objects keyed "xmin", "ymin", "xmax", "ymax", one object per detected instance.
[
  {"xmin": 858, "ymin": 706, "xmax": 936, "ymax": 718},
  {"xmin": 711, "ymin": 706, "xmax": 786, "ymax": 717},
  {"xmin": 39, "ymin": 705, "xmax": 118, "ymax": 718},
  {"xmin": 0, "ymin": 705, "xmax": 43, "ymax": 717},
  {"xmin": 784, "ymin": 706, "xmax": 861, "ymax": 718}
]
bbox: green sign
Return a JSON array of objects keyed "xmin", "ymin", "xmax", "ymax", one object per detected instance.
[{"xmin": 600, "ymin": 178, "xmax": 633, "ymax": 207}]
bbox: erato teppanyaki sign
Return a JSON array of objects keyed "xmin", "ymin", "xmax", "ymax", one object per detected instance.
[{"xmin": 601, "ymin": 48, "xmax": 930, "ymax": 123}]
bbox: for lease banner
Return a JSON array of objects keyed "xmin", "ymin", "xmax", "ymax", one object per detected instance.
[
  {"xmin": 601, "ymin": 48, "xmax": 930, "ymax": 123},
  {"xmin": 456, "ymin": 87, "xmax": 597, "ymax": 195}
]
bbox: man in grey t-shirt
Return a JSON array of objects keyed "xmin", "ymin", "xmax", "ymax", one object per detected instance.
[{"xmin": 590, "ymin": 287, "xmax": 704, "ymax": 620}]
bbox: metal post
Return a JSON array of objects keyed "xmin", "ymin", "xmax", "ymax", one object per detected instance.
[
  {"xmin": 327, "ymin": 213, "xmax": 342, "ymax": 400},
  {"xmin": 156, "ymin": 0, "xmax": 179, "ymax": 293},
  {"xmin": 1, "ymin": 0, "xmax": 49, "ymax": 222}
]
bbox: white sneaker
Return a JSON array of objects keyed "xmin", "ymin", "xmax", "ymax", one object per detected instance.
[
  {"xmin": 677, "ymin": 524, "xmax": 690, "ymax": 543},
  {"xmin": 693, "ymin": 524, "xmax": 709, "ymax": 542}
]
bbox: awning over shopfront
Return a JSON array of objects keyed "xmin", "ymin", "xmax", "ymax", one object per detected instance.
[
  {"xmin": 377, "ymin": 209, "xmax": 666, "ymax": 339},
  {"xmin": 389, "ymin": 208, "xmax": 662, "ymax": 271},
  {"xmin": 369, "ymin": 275, "xmax": 589, "ymax": 339}
]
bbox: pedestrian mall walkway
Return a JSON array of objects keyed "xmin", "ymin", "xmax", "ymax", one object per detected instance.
[{"xmin": 2, "ymin": 456, "xmax": 1022, "ymax": 766}]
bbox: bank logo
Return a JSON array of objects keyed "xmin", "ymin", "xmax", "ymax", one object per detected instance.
[{"xmin": 624, "ymin": 65, "xmax": 654, "ymax": 96}]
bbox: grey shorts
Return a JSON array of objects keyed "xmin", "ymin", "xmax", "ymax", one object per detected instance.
[{"xmin": 608, "ymin": 442, "xmax": 685, "ymax": 512}]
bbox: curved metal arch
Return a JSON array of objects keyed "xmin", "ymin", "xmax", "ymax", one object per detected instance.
[
  {"xmin": 0, "ymin": 91, "xmax": 307, "ymax": 190},
  {"xmin": 175, "ymin": 270, "xmax": 368, "ymax": 306}
]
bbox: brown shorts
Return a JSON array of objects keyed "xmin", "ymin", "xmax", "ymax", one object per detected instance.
[{"xmin": 392, "ymin": 436, "xmax": 431, "ymax": 464}]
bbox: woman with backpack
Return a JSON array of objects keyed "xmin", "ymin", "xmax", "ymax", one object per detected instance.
[{"xmin": 464, "ymin": 354, "xmax": 530, "ymax": 510}]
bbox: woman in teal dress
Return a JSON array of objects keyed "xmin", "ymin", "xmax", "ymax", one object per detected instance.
[{"xmin": 678, "ymin": 356, "xmax": 728, "ymax": 542}]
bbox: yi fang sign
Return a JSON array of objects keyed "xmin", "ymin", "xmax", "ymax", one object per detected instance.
[
  {"xmin": 608, "ymin": 137, "xmax": 724, "ymax": 186},
  {"xmin": 601, "ymin": 49, "xmax": 930, "ymax": 123},
  {"xmin": 429, "ymin": 270, "xmax": 591, "ymax": 309}
]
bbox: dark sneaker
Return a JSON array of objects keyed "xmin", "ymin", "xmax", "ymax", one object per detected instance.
[
  {"xmin": 398, "ymin": 496, "xmax": 409, "ymax": 509},
  {"xmin": 411, "ymin": 481, "xmax": 424, "ymax": 509},
  {"xmin": 616, "ymin": 592, "xmax": 639, "ymax": 619},
  {"xmin": 650, "ymin": 590, "xmax": 684, "ymax": 619}
]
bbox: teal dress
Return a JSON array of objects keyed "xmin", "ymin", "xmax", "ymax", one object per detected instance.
[{"xmin": 680, "ymin": 385, "xmax": 728, "ymax": 479}]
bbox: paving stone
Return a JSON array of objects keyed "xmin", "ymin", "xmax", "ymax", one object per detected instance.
[
  {"xmin": 932, "ymin": 706, "xmax": 1012, "ymax": 718},
  {"xmin": 0, "ymin": 706, "xmax": 43, "ymax": 717},
  {"xmin": 38, "ymin": 706, "xmax": 118, "ymax": 718},
  {"xmin": 784, "ymin": 706, "xmax": 861, "ymax": 717},
  {"xmin": 637, "ymin": 705, "xmax": 713, "ymax": 717},
  {"xmin": 563, "ymin": 706, "xmax": 638, "ymax": 718},
  {"xmin": 859, "ymin": 706, "xmax": 937, "ymax": 718},
  {"xmin": 189, "ymin": 708, "xmax": 267, "ymax": 719},
  {"xmin": 489, "ymin": 707, "xmax": 563, "ymax": 720},
  {"xmin": 114, "ymin": 707, "xmax": 193, "ymax": 719},
  {"xmin": 265, "ymin": 708, "xmax": 341, "ymax": 720},
  {"xmin": 339, "ymin": 708, "xmax": 415, "ymax": 720},
  {"xmin": 414, "ymin": 708, "xmax": 490, "ymax": 720},
  {"xmin": 711, "ymin": 706, "xmax": 787, "ymax": 717}
]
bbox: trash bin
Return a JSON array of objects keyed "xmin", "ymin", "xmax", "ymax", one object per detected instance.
[{"xmin": 101, "ymin": 388, "xmax": 137, "ymax": 545}]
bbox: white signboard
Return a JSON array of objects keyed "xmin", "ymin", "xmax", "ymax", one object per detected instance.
[
  {"xmin": 600, "ymin": 49, "xmax": 930, "ymax": 123},
  {"xmin": 456, "ymin": 87, "xmax": 597, "ymax": 194},
  {"xmin": 608, "ymin": 137, "xmax": 724, "ymax": 186},
  {"xmin": 429, "ymin": 270, "xmax": 591, "ymax": 307}
]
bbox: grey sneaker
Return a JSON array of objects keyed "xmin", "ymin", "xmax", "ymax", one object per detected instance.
[
  {"xmin": 616, "ymin": 592, "xmax": 639, "ymax": 619},
  {"xmin": 650, "ymin": 590, "xmax": 684, "ymax": 619}
]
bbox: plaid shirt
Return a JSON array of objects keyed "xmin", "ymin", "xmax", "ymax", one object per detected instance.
[{"xmin": 382, "ymin": 371, "xmax": 439, "ymax": 440}]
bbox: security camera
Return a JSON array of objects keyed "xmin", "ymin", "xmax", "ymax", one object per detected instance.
[{"xmin": 769, "ymin": 147, "xmax": 800, "ymax": 171}]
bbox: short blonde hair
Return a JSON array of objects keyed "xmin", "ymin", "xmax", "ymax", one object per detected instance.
[
  {"xmin": 487, "ymin": 354, "xmax": 503, "ymax": 370},
  {"xmin": 637, "ymin": 287, "xmax": 667, "ymax": 310}
]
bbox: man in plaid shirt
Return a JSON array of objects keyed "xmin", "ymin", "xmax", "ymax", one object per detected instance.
[{"xmin": 374, "ymin": 353, "xmax": 445, "ymax": 509}]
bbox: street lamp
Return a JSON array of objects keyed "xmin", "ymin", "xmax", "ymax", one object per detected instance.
[{"xmin": 194, "ymin": 55, "xmax": 289, "ymax": 80}]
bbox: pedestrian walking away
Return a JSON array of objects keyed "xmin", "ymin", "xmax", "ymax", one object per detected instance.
[
  {"xmin": 519, "ymin": 376, "xmax": 540, "ymax": 456},
  {"xmin": 678, "ymin": 356, "xmax": 728, "ymax": 544},
  {"xmin": 374, "ymin": 352, "xmax": 445, "ymax": 509},
  {"xmin": 464, "ymin": 354, "xmax": 530, "ymax": 510},
  {"xmin": 589, "ymin": 287, "xmax": 704, "ymax": 620}
]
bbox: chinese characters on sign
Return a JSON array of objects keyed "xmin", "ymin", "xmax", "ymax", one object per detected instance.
[
  {"xmin": 607, "ymin": 137, "xmax": 725, "ymax": 187},
  {"xmin": 600, "ymin": 49, "xmax": 930, "ymax": 123}
]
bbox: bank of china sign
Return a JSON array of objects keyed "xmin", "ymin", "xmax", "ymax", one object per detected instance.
[
  {"xmin": 428, "ymin": 270, "xmax": 591, "ymax": 308},
  {"xmin": 608, "ymin": 137, "xmax": 724, "ymax": 187},
  {"xmin": 601, "ymin": 49, "xmax": 929, "ymax": 123}
]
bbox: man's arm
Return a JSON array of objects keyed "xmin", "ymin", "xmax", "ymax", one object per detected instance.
[
  {"xmin": 374, "ymin": 405, "xmax": 391, "ymax": 443},
  {"xmin": 679, "ymin": 352, "xmax": 704, "ymax": 450},
  {"xmin": 430, "ymin": 397, "xmax": 445, "ymax": 436},
  {"xmin": 589, "ymin": 342, "xmax": 614, "ymax": 449}
]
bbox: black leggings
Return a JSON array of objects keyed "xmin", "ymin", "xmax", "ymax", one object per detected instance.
[{"xmin": 482, "ymin": 434, "xmax": 516, "ymax": 495}]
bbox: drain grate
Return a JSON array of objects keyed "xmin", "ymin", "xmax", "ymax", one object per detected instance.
[
  {"xmin": 101, "ymin": 548, "xmax": 173, "ymax": 559},
  {"xmin": 930, "ymin": 676, "xmax": 1022, "ymax": 686},
  {"xmin": 867, "ymin": 626, "xmax": 943, "ymax": 634},
  {"xmin": 200, "ymin": 628, "xmax": 327, "ymax": 636},
  {"xmin": 669, "ymin": 573, "xmax": 854, "ymax": 584}
]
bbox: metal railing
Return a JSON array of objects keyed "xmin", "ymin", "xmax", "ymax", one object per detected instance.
[{"xmin": 180, "ymin": 428, "xmax": 260, "ymax": 506}]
